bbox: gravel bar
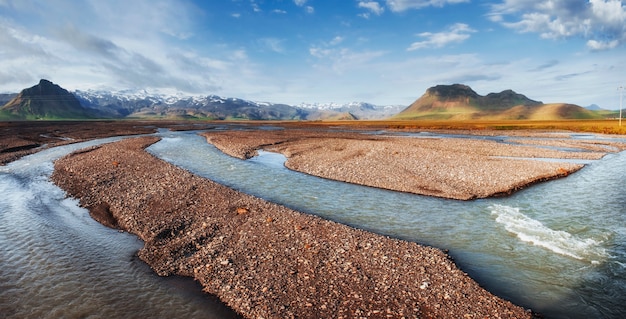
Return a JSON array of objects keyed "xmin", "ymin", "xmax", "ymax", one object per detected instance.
[
  {"xmin": 52, "ymin": 136, "xmax": 536, "ymax": 319},
  {"xmin": 202, "ymin": 129, "xmax": 624, "ymax": 200}
]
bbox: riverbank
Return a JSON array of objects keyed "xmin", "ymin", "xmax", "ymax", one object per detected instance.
[
  {"xmin": 0, "ymin": 121, "xmax": 157, "ymax": 165},
  {"xmin": 51, "ymin": 136, "xmax": 534, "ymax": 318},
  {"xmin": 202, "ymin": 128, "xmax": 624, "ymax": 200}
]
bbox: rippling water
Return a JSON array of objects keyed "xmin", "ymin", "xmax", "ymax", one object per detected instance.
[
  {"xmin": 147, "ymin": 130, "xmax": 626, "ymax": 319},
  {"xmin": 0, "ymin": 138, "xmax": 239, "ymax": 319}
]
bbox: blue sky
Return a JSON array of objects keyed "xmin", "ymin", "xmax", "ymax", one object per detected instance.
[{"xmin": 1, "ymin": 0, "xmax": 625, "ymax": 108}]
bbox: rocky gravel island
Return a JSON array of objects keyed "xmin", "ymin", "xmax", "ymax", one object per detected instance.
[{"xmin": 202, "ymin": 128, "xmax": 620, "ymax": 200}]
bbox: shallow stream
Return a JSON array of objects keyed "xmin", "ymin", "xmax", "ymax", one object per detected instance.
[
  {"xmin": 148, "ymin": 130, "xmax": 626, "ymax": 319},
  {"xmin": 1, "ymin": 129, "xmax": 625, "ymax": 318},
  {"xmin": 0, "ymin": 137, "xmax": 239, "ymax": 319}
]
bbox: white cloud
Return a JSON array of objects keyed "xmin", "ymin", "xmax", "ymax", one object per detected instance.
[
  {"xmin": 294, "ymin": 0, "xmax": 314, "ymax": 13},
  {"xmin": 587, "ymin": 39, "xmax": 620, "ymax": 51},
  {"xmin": 490, "ymin": 0, "xmax": 626, "ymax": 50},
  {"xmin": 407, "ymin": 23, "xmax": 476, "ymax": 50},
  {"xmin": 258, "ymin": 38, "xmax": 285, "ymax": 53},
  {"xmin": 309, "ymin": 36, "xmax": 386, "ymax": 74},
  {"xmin": 310, "ymin": 47, "xmax": 387, "ymax": 74},
  {"xmin": 0, "ymin": 0, "xmax": 261, "ymax": 94},
  {"xmin": 358, "ymin": 1, "xmax": 385, "ymax": 15},
  {"xmin": 0, "ymin": 21, "xmax": 50, "ymax": 59},
  {"xmin": 329, "ymin": 36, "xmax": 344, "ymax": 45},
  {"xmin": 251, "ymin": 1, "xmax": 261, "ymax": 12},
  {"xmin": 386, "ymin": 0, "xmax": 469, "ymax": 12}
]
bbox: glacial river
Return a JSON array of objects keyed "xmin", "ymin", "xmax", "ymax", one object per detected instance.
[
  {"xmin": 0, "ymin": 137, "xmax": 239, "ymax": 319},
  {"xmin": 1, "ymin": 129, "xmax": 625, "ymax": 318}
]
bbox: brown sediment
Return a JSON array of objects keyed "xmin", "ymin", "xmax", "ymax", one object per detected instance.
[
  {"xmin": 52, "ymin": 136, "xmax": 535, "ymax": 319},
  {"xmin": 201, "ymin": 128, "xmax": 624, "ymax": 200},
  {"xmin": 0, "ymin": 120, "xmax": 218, "ymax": 165},
  {"xmin": 0, "ymin": 121, "xmax": 156, "ymax": 165}
]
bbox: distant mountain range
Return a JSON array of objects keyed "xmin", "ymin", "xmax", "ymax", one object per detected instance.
[
  {"xmin": 0, "ymin": 80, "xmax": 614, "ymax": 121},
  {"xmin": 73, "ymin": 90, "xmax": 404, "ymax": 120},
  {"xmin": 0, "ymin": 93, "xmax": 17, "ymax": 106},
  {"xmin": 394, "ymin": 84, "xmax": 603, "ymax": 120},
  {"xmin": 0, "ymin": 79, "xmax": 403, "ymax": 120}
]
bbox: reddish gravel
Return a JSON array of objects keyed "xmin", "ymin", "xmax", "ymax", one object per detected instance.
[
  {"xmin": 202, "ymin": 129, "xmax": 622, "ymax": 200},
  {"xmin": 52, "ymin": 136, "xmax": 535, "ymax": 319}
]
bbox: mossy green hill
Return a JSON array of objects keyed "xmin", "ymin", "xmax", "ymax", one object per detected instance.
[
  {"xmin": 395, "ymin": 84, "xmax": 601, "ymax": 120},
  {"xmin": 0, "ymin": 79, "xmax": 94, "ymax": 120}
]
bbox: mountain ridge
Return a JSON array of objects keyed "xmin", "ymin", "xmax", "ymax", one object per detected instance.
[
  {"xmin": 1, "ymin": 80, "xmax": 95, "ymax": 119},
  {"xmin": 1, "ymin": 80, "xmax": 607, "ymax": 121},
  {"xmin": 73, "ymin": 88, "xmax": 403, "ymax": 120},
  {"xmin": 395, "ymin": 84, "xmax": 601, "ymax": 120}
]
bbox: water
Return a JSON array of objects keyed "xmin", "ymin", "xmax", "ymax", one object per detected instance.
[
  {"xmin": 2, "ymin": 130, "xmax": 625, "ymax": 319},
  {"xmin": 147, "ymin": 130, "xmax": 626, "ymax": 319},
  {"xmin": 0, "ymin": 138, "xmax": 239, "ymax": 319}
]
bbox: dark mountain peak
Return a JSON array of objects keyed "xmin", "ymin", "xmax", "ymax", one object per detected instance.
[
  {"xmin": 1, "ymin": 79, "xmax": 94, "ymax": 119},
  {"xmin": 485, "ymin": 89, "xmax": 542, "ymax": 106},
  {"xmin": 396, "ymin": 83, "xmax": 560, "ymax": 119},
  {"xmin": 21, "ymin": 79, "xmax": 74, "ymax": 97},
  {"xmin": 425, "ymin": 84, "xmax": 479, "ymax": 99}
]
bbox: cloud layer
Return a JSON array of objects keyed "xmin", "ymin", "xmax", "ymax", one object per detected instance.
[
  {"xmin": 489, "ymin": 0, "xmax": 626, "ymax": 51},
  {"xmin": 0, "ymin": 0, "xmax": 623, "ymax": 109}
]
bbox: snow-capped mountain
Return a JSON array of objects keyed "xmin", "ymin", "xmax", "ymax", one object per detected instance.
[
  {"xmin": 72, "ymin": 88, "xmax": 404, "ymax": 120},
  {"xmin": 73, "ymin": 89, "xmax": 306, "ymax": 120},
  {"xmin": 297, "ymin": 101, "xmax": 405, "ymax": 119}
]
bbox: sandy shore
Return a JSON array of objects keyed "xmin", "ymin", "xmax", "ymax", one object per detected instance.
[
  {"xmin": 202, "ymin": 128, "xmax": 623, "ymax": 200},
  {"xmin": 52, "ymin": 136, "xmax": 536, "ymax": 319}
]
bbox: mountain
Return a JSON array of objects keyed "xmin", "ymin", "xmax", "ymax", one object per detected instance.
[
  {"xmin": 73, "ymin": 89, "xmax": 401, "ymax": 120},
  {"xmin": 297, "ymin": 101, "xmax": 405, "ymax": 120},
  {"xmin": 74, "ymin": 90, "xmax": 307, "ymax": 120},
  {"xmin": 1, "ymin": 79, "xmax": 95, "ymax": 120},
  {"xmin": 0, "ymin": 93, "xmax": 17, "ymax": 106},
  {"xmin": 1, "ymin": 80, "xmax": 399, "ymax": 121},
  {"xmin": 395, "ymin": 84, "xmax": 601, "ymax": 120},
  {"xmin": 0, "ymin": 81, "xmax": 606, "ymax": 121},
  {"xmin": 585, "ymin": 104, "xmax": 603, "ymax": 111}
]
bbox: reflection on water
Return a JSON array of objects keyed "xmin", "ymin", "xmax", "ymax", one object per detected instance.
[
  {"xmin": 0, "ymin": 138, "xmax": 239, "ymax": 319},
  {"xmin": 149, "ymin": 131, "xmax": 626, "ymax": 319}
]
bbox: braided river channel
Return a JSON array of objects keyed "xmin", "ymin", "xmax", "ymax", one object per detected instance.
[{"xmin": 2, "ymin": 128, "xmax": 626, "ymax": 318}]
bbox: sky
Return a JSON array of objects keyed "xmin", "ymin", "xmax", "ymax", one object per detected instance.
[{"xmin": 0, "ymin": 0, "xmax": 625, "ymax": 108}]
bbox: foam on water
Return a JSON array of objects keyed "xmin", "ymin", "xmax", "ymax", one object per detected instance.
[
  {"xmin": 490, "ymin": 204, "xmax": 610, "ymax": 263},
  {"xmin": 0, "ymin": 136, "xmax": 239, "ymax": 319}
]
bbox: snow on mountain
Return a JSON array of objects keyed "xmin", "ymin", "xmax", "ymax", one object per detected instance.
[
  {"xmin": 297, "ymin": 101, "xmax": 376, "ymax": 110},
  {"xmin": 69, "ymin": 88, "xmax": 405, "ymax": 120},
  {"xmin": 73, "ymin": 88, "xmax": 281, "ymax": 108}
]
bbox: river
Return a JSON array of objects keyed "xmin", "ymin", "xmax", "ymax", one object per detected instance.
[
  {"xmin": 1, "ymin": 129, "xmax": 625, "ymax": 318},
  {"xmin": 147, "ymin": 130, "xmax": 626, "ymax": 319},
  {"xmin": 0, "ymin": 137, "xmax": 239, "ymax": 319}
]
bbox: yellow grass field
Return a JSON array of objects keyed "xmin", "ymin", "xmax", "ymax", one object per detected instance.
[{"xmin": 256, "ymin": 119, "xmax": 626, "ymax": 135}]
